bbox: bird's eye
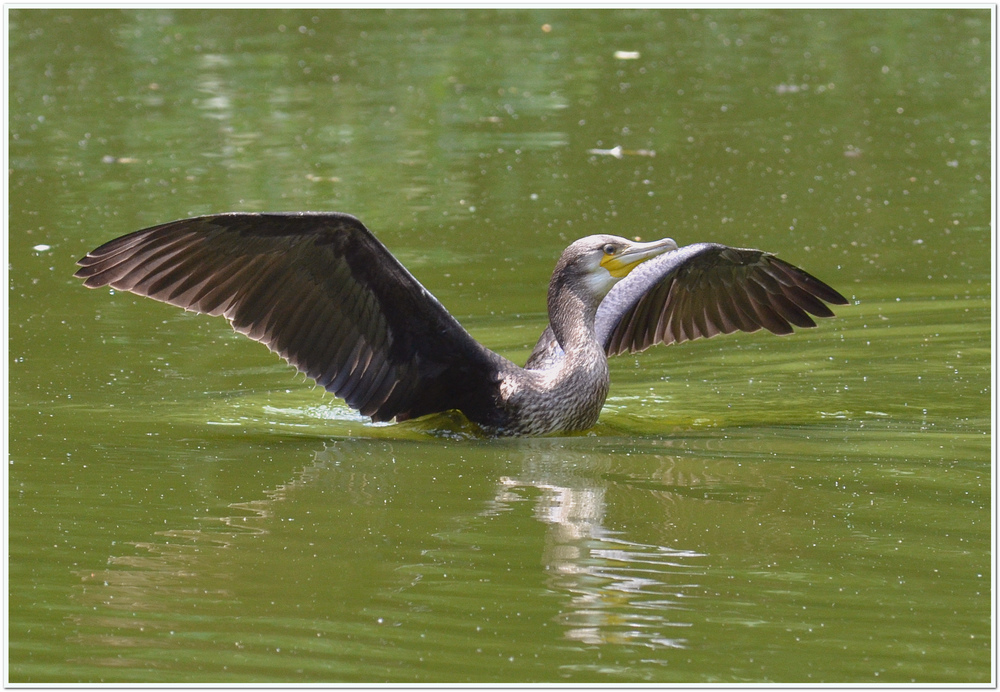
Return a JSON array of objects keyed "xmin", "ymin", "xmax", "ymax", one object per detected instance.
[{"xmin": 603, "ymin": 244, "xmax": 617, "ymax": 256}]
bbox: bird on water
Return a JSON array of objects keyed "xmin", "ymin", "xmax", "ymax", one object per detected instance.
[{"xmin": 75, "ymin": 212, "xmax": 848, "ymax": 436}]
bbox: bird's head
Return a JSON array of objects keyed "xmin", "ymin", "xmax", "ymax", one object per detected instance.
[{"xmin": 554, "ymin": 234, "xmax": 679, "ymax": 304}]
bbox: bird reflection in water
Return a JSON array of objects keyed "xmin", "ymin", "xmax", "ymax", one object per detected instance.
[
  {"xmin": 69, "ymin": 440, "xmax": 710, "ymax": 668},
  {"xmin": 486, "ymin": 446, "xmax": 706, "ymax": 650}
]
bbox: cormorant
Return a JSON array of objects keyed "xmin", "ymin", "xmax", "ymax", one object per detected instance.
[{"xmin": 75, "ymin": 212, "xmax": 848, "ymax": 436}]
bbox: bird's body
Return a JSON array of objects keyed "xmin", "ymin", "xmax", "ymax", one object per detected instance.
[{"xmin": 75, "ymin": 212, "xmax": 848, "ymax": 436}]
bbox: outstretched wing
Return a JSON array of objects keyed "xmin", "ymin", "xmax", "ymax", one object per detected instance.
[
  {"xmin": 526, "ymin": 242, "xmax": 847, "ymax": 367},
  {"xmin": 597, "ymin": 243, "xmax": 848, "ymax": 355},
  {"xmin": 75, "ymin": 212, "xmax": 505, "ymax": 422}
]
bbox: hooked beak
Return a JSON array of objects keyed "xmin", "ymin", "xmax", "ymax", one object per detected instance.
[{"xmin": 601, "ymin": 237, "xmax": 678, "ymax": 278}]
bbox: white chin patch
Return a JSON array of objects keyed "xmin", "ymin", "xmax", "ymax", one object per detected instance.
[{"xmin": 584, "ymin": 266, "xmax": 618, "ymax": 298}]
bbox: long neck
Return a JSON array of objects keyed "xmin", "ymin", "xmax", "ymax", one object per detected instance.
[
  {"xmin": 547, "ymin": 274, "xmax": 603, "ymax": 357},
  {"xmin": 527, "ymin": 275, "xmax": 609, "ymax": 432},
  {"xmin": 490, "ymin": 269, "xmax": 610, "ymax": 435}
]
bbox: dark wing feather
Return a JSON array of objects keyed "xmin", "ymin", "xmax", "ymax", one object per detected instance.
[
  {"xmin": 594, "ymin": 243, "xmax": 849, "ymax": 356},
  {"xmin": 75, "ymin": 212, "xmax": 507, "ymax": 422}
]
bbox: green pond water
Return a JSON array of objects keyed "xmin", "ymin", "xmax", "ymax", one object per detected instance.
[{"xmin": 7, "ymin": 8, "xmax": 993, "ymax": 684}]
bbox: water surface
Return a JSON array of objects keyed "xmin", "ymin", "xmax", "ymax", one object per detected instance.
[{"xmin": 8, "ymin": 8, "xmax": 992, "ymax": 683}]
